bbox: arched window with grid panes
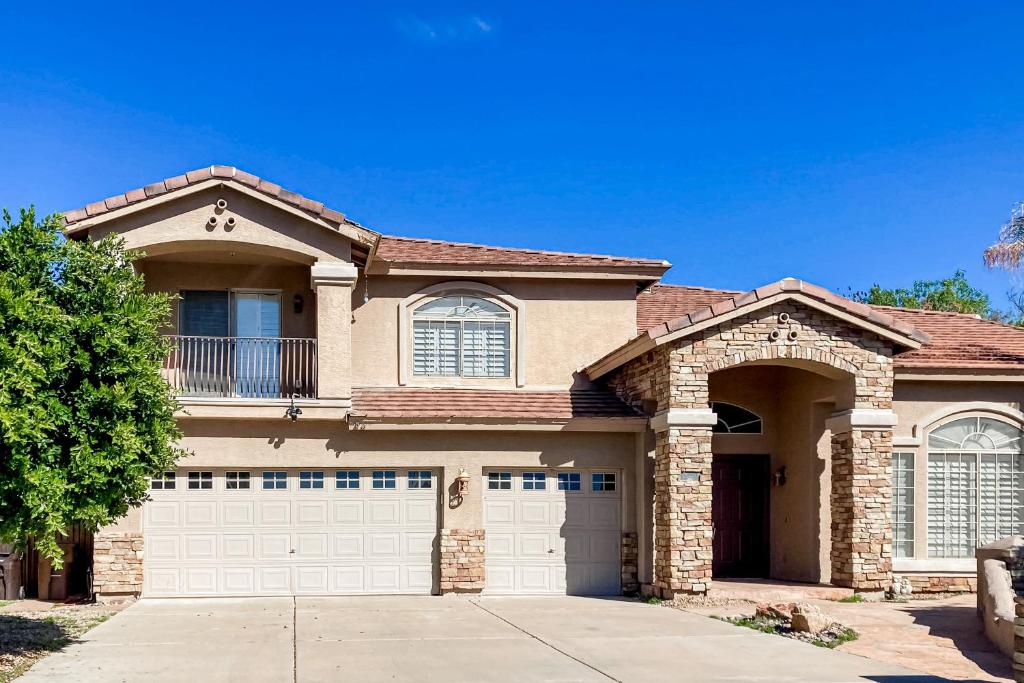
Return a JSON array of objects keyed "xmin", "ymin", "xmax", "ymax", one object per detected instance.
[{"xmin": 411, "ymin": 295, "xmax": 512, "ymax": 378}]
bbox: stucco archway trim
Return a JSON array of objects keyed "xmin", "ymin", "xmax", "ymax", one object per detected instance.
[
  {"xmin": 397, "ymin": 281, "xmax": 526, "ymax": 387},
  {"xmin": 911, "ymin": 402, "xmax": 1024, "ymax": 439}
]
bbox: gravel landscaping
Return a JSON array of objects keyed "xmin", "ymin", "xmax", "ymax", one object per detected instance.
[{"xmin": 0, "ymin": 603, "xmax": 120, "ymax": 682}]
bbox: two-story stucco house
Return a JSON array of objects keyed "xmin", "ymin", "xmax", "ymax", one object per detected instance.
[{"xmin": 64, "ymin": 166, "xmax": 1024, "ymax": 600}]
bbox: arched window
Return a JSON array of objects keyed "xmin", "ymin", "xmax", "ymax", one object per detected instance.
[
  {"xmin": 412, "ymin": 295, "xmax": 512, "ymax": 378},
  {"xmin": 710, "ymin": 402, "xmax": 762, "ymax": 434},
  {"xmin": 926, "ymin": 416, "xmax": 1024, "ymax": 558}
]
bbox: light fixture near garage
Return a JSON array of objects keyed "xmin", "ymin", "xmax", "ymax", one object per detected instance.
[
  {"xmin": 456, "ymin": 467, "xmax": 471, "ymax": 494},
  {"xmin": 286, "ymin": 393, "xmax": 303, "ymax": 421}
]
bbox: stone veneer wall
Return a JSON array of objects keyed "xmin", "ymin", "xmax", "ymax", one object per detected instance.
[
  {"xmin": 830, "ymin": 429, "xmax": 893, "ymax": 591},
  {"xmin": 621, "ymin": 531, "xmax": 639, "ymax": 594},
  {"xmin": 92, "ymin": 532, "xmax": 143, "ymax": 598},
  {"xmin": 901, "ymin": 575, "xmax": 977, "ymax": 593},
  {"xmin": 608, "ymin": 300, "xmax": 897, "ymax": 595},
  {"xmin": 439, "ymin": 528, "xmax": 485, "ymax": 593}
]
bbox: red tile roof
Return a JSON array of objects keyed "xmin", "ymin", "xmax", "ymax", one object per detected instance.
[
  {"xmin": 62, "ymin": 165, "xmax": 362, "ymax": 234},
  {"xmin": 374, "ymin": 235, "xmax": 670, "ymax": 272},
  {"xmin": 637, "ymin": 283, "xmax": 1024, "ymax": 371},
  {"xmin": 351, "ymin": 387, "xmax": 642, "ymax": 420}
]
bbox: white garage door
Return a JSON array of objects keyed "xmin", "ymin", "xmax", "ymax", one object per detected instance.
[
  {"xmin": 143, "ymin": 468, "xmax": 438, "ymax": 597},
  {"xmin": 483, "ymin": 468, "xmax": 621, "ymax": 595}
]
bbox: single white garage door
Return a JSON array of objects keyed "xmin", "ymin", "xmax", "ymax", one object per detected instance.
[
  {"xmin": 483, "ymin": 468, "xmax": 621, "ymax": 595},
  {"xmin": 143, "ymin": 467, "xmax": 438, "ymax": 596}
]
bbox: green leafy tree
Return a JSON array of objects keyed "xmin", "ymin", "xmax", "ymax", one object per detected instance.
[
  {"xmin": 850, "ymin": 270, "xmax": 994, "ymax": 316},
  {"xmin": 0, "ymin": 208, "xmax": 184, "ymax": 566}
]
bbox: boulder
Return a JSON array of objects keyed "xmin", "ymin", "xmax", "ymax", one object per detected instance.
[
  {"xmin": 755, "ymin": 602, "xmax": 795, "ymax": 621},
  {"xmin": 791, "ymin": 603, "xmax": 831, "ymax": 634}
]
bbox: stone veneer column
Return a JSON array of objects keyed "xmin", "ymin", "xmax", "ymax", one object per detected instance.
[
  {"xmin": 621, "ymin": 531, "xmax": 639, "ymax": 594},
  {"xmin": 439, "ymin": 529, "xmax": 485, "ymax": 593},
  {"xmin": 92, "ymin": 531, "xmax": 144, "ymax": 600},
  {"xmin": 310, "ymin": 261, "xmax": 357, "ymax": 401},
  {"xmin": 650, "ymin": 409, "xmax": 716, "ymax": 597},
  {"xmin": 827, "ymin": 409, "xmax": 897, "ymax": 592}
]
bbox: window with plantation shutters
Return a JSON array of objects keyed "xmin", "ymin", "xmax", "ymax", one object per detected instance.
[
  {"xmin": 412, "ymin": 296, "xmax": 511, "ymax": 378},
  {"xmin": 926, "ymin": 416, "xmax": 1024, "ymax": 558}
]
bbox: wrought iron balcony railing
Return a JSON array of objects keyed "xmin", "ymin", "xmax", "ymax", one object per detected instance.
[{"xmin": 162, "ymin": 335, "xmax": 317, "ymax": 399}]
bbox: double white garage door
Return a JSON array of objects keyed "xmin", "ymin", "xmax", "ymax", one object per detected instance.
[
  {"xmin": 143, "ymin": 468, "xmax": 438, "ymax": 597},
  {"xmin": 143, "ymin": 467, "xmax": 622, "ymax": 597}
]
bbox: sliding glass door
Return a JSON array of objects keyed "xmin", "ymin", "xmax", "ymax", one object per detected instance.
[{"xmin": 231, "ymin": 292, "xmax": 282, "ymax": 398}]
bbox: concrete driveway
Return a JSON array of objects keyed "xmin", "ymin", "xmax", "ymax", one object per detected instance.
[{"xmin": 21, "ymin": 596, "xmax": 943, "ymax": 682}]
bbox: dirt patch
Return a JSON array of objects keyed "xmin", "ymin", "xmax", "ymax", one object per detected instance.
[{"xmin": 0, "ymin": 603, "xmax": 120, "ymax": 682}]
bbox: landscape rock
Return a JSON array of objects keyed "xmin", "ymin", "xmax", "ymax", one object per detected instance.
[{"xmin": 791, "ymin": 602, "xmax": 832, "ymax": 634}]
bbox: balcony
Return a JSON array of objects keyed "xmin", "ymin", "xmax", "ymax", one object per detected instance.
[{"xmin": 163, "ymin": 335, "xmax": 317, "ymax": 399}]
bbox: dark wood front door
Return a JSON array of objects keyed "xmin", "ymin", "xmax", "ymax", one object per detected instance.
[{"xmin": 712, "ymin": 455, "xmax": 769, "ymax": 578}]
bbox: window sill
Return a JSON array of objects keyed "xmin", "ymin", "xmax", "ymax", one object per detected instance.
[{"xmin": 893, "ymin": 558, "xmax": 975, "ymax": 573}]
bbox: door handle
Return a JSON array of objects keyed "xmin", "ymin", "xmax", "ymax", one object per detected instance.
[
  {"xmin": 548, "ymin": 549, "xmax": 555, "ymax": 554},
  {"xmin": 289, "ymin": 549, "xmax": 296, "ymax": 554}
]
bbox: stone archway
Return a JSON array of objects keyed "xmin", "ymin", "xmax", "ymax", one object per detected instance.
[{"xmin": 609, "ymin": 299, "xmax": 898, "ymax": 596}]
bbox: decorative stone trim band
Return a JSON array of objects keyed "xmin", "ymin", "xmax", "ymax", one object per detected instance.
[
  {"xmin": 92, "ymin": 532, "xmax": 143, "ymax": 599},
  {"xmin": 310, "ymin": 261, "xmax": 358, "ymax": 288},
  {"xmin": 825, "ymin": 408, "xmax": 898, "ymax": 433},
  {"xmin": 439, "ymin": 528, "xmax": 485, "ymax": 593},
  {"xmin": 650, "ymin": 408, "xmax": 717, "ymax": 433}
]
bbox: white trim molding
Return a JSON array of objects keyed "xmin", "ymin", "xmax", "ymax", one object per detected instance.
[
  {"xmin": 892, "ymin": 435, "xmax": 922, "ymax": 447},
  {"xmin": 650, "ymin": 408, "xmax": 718, "ymax": 433},
  {"xmin": 825, "ymin": 408, "xmax": 898, "ymax": 433},
  {"xmin": 310, "ymin": 261, "xmax": 358, "ymax": 288},
  {"xmin": 911, "ymin": 402, "xmax": 1024, "ymax": 439},
  {"xmin": 397, "ymin": 281, "xmax": 526, "ymax": 387},
  {"xmin": 893, "ymin": 558, "xmax": 974, "ymax": 574}
]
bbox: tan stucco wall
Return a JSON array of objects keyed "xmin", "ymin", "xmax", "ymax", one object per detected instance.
[
  {"xmin": 352, "ymin": 276, "xmax": 638, "ymax": 389},
  {"xmin": 709, "ymin": 364, "xmax": 844, "ymax": 583},
  {"xmin": 139, "ymin": 261, "xmax": 316, "ymax": 338},
  {"xmin": 86, "ymin": 186, "xmax": 351, "ymax": 264}
]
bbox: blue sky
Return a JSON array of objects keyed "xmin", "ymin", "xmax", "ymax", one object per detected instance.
[{"xmin": 2, "ymin": 2, "xmax": 1023, "ymax": 306}]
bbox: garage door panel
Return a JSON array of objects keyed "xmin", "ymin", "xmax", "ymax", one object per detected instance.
[
  {"xmin": 222, "ymin": 501, "xmax": 254, "ymax": 526},
  {"xmin": 367, "ymin": 500, "xmax": 400, "ymax": 525},
  {"xmin": 146, "ymin": 568, "xmax": 180, "ymax": 595},
  {"xmin": 223, "ymin": 534, "xmax": 255, "ymax": 559},
  {"xmin": 296, "ymin": 500, "xmax": 329, "ymax": 525},
  {"xmin": 518, "ymin": 501, "xmax": 550, "ymax": 525},
  {"xmin": 146, "ymin": 535, "xmax": 180, "ymax": 560},
  {"xmin": 258, "ymin": 501, "xmax": 291, "ymax": 526},
  {"xmin": 367, "ymin": 565, "xmax": 400, "ymax": 591},
  {"xmin": 295, "ymin": 566, "xmax": 329, "ymax": 593},
  {"xmin": 332, "ymin": 566, "xmax": 364, "ymax": 592},
  {"xmin": 144, "ymin": 468, "xmax": 439, "ymax": 597},
  {"xmin": 259, "ymin": 566, "xmax": 291, "ymax": 593},
  {"xmin": 519, "ymin": 565, "xmax": 552, "ymax": 592},
  {"xmin": 184, "ymin": 534, "xmax": 218, "ymax": 559},
  {"xmin": 146, "ymin": 502, "xmax": 180, "ymax": 527},
  {"xmin": 332, "ymin": 533, "xmax": 363, "ymax": 558},
  {"xmin": 406, "ymin": 565, "xmax": 433, "ymax": 591},
  {"xmin": 405, "ymin": 532, "xmax": 435, "ymax": 556},
  {"xmin": 223, "ymin": 567, "xmax": 255, "ymax": 593},
  {"xmin": 295, "ymin": 533, "xmax": 329, "ymax": 559},
  {"xmin": 484, "ymin": 500, "xmax": 515, "ymax": 524},
  {"xmin": 184, "ymin": 501, "xmax": 217, "ymax": 527},
  {"xmin": 589, "ymin": 533, "xmax": 621, "ymax": 562},
  {"xmin": 487, "ymin": 533, "xmax": 515, "ymax": 557},
  {"xmin": 405, "ymin": 499, "xmax": 436, "ymax": 524},
  {"xmin": 332, "ymin": 501, "xmax": 363, "ymax": 524},
  {"xmin": 589, "ymin": 500, "xmax": 619, "ymax": 528},
  {"xmin": 259, "ymin": 534, "xmax": 291, "ymax": 559},
  {"xmin": 518, "ymin": 533, "xmax": 552, "ymax": 557},
  {"xmin": 368, "ymin": 533, "xmax": 400, "ymax": 558},
  {"xmin": 184, "ymin": 567, "xmax": 218, "ymax": 594}
]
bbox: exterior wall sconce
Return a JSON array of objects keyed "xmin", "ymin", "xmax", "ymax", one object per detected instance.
[
  {"xmin": 293, "ymin": 294, "xmax": 304, "ymax": 314},
  {"xmin": 773, "ymin": 466, "xmax": 788, "ymax": 487},
  {"xmin": 285, "ymin": 394, "xmax": 303, "ymax": 421},
  {"xmin": 455, "ymin": 468, "xmax": 471, "ymax": 494}
]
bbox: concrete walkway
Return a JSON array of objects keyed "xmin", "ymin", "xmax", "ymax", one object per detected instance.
[{"xmin": 20, "ymin": 595, "xmax": 944, "ymax": 682}]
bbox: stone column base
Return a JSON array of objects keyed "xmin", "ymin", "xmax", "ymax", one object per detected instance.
[
  {"xmin": 439, "ymin": 529, "xmax": 485, "ymax": 593},
  {"xmin": 1013, "ymin": 596, "xmax": 1024, "ymax": 683},
  {"xmin": 92, "ymin": 532, "xmax": 143, "ymax": 598},
  {"xmin": 621, "ymin": 531, "xmax": 639, "ymax": 595}
]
